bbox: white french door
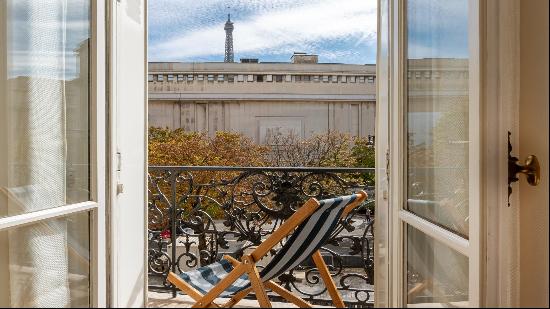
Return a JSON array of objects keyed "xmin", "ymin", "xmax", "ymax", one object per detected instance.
[
  {"xmin": 0, "ymin": 0, "xmax": 107, "ymax": 307},
  {"xmin": 377, "ymin": 0, "xmax": 482, "ymax": 307},
  {"xmin": 1, "ymin": 0, "xmax": 147, "ymax": 307}
]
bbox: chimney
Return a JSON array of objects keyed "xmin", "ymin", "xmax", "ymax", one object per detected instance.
[{"xmin": 291, "ymin": 52, "xmax": 318, "ymax": 64}]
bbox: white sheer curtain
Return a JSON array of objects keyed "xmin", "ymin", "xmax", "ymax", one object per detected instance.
[{"xmin": 4, "ymin": 0, "xmax": 70, "ymax": 307}]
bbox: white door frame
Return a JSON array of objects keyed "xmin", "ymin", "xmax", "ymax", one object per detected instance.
[
  {"xmin": 483, "ymin": 0, "xmax": 521, "ymax": 307},
  {"xmin": 91, "ymin": 0, "xmax": 108, "ymax": 306},
  {"xmin": 107, "ymin": 0, "xmax": 148, "ymax": 306}
]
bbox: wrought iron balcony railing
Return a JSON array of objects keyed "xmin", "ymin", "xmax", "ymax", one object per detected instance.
[{"xmin": 148, "ymin": 166, "xmax": 375, "ymax": 307}]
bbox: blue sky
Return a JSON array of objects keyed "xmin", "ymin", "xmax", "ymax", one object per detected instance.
[
  {"xmin": 148, "ymin": 0, "xmax": 378, "ymax": 64},
  {"xmin": 407, "ymin": 0, "xmax": 469, "ymax": 59}
]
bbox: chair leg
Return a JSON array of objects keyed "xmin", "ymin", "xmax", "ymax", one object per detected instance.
[
  {"xmin": 243, "ymin": 255, "xmax": 272, "ymax": 308},
  {"xmin": 265, "ymin": 281, "xmax": 312, "ymax": 308},
  {"xmin": 167, "ymin": 272, "xmax": 220, "ymax": 308},
  {"xmin": 191, "ymin": 263, "xmax": 248, "ymax": 308},
  {"xmin": 221, "ymin": 287, "xmax": 252, "ymax": 308},
  {"xmin": 312, "ymin": 250, "xmax": 346, "ymax": 308}
]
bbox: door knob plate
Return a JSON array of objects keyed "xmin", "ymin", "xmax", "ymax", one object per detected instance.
[{"xmin": 507, "ymin": 132, "xmax": 541, "ymax": 206}]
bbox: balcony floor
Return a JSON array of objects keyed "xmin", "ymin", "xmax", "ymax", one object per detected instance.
[{"xmin": 148, "ymin": 291, "xmax": 334, "ymax": 308}]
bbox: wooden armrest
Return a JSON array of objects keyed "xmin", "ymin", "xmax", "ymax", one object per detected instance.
[{"xmin": 341, "ymin": 190, "xmax": 368, "ymax": 217}]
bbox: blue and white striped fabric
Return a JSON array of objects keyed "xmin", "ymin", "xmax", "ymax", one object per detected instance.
[
  {"xmin": 259, "ymin": 194, "xmax": 357, "ymax": 281},
  {"xmin": 176, "ymin": 194, "xmax": 358, "ymax": 298},
  {"xmin": 178, "ymin": 259, "xmax": 251, "ymax": 297}
]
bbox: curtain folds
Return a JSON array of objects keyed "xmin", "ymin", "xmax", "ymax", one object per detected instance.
[{"xmin": 5, "ymin": 0, "xmax": 70, "ymax": 307}]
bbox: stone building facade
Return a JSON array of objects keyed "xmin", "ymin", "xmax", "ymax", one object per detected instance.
[{"xmin": 148, "ymin": 56, "xmax": 377, "ymax": 144}]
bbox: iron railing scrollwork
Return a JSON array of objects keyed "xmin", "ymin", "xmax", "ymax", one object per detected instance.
[{"xmin": 148, "ymin": 166, "xmax": 375, "ymax": 307}]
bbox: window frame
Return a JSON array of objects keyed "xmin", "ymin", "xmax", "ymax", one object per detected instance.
[{"xmin": 384, "ymin": 0, "xmax": 483, "ymax": 306}]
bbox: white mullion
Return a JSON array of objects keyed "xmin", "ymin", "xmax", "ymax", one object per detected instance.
[
  {"xmin": 0, "ymin": 201, "xmax": 97, "ymax": 231},
  {"xmin": 90, "ymin": 0, "xmax": 107, "ymax": 307},
  {"xmin": 399, "ymin": 210, "xmax": 470, "ymax": 257},
  {"xmin": 388, "ymin": 0, "xmax": 406, "ymax": 306},
  {"xmin": 468, "ymin": 0, "xmax": 482, "ymax": 306}
]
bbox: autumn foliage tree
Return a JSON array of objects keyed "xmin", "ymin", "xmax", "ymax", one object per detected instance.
[
  {"xmin": 149, "ymin": 127, "xmax": 268, "ymax": 167},
  {"xmin": 148, "ymin": 127, "xmax": 375, "ymax": 220}
]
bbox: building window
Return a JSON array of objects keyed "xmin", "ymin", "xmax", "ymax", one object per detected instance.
[
  {"xmin": 157, "ymin": 74, "xmax": 164, "ymax": 82},
  {"xmin": 359, "ymin": 76, "xmax": 365, "ymax": 83},
  {"xmin": 247, "ymin": 74, "xmax": 254, "ymax": 82},
  {"xmin": 228, "ymin": 74, "xmax": 235, "ymax": 82},
  {"xmin": 167, "ymin": 74, "xmax": 174, "ymax": 82},
  {"xmin": 302, "ymin": 75, "xmax": 311, "ymax": 82},
  {"xmin": 285, "ymin": 75, "xmax": 292, "ymax": 82},
  {"xmin": 266, "ymin": 75, "xmax": 273, "ymax": 82},
  {"xmin": 367, "ymin": 76, "xmax": 375, "ymax": 83},
  {"xmin": 340, "ymin": 76, "xmax": 347, "ymax": 83},
  {"xmin": 237, "ymin": 74, "xmax": 244, "ymax": 82},
  {"xmin": 256, "ymin": 75, "xmax": 264, "ymax": 82},
  {"xmin": 197, "ymin": 74, "xmax": 204, "ymax": 81},
  {"xmin": 433, "ymin": 71, "xmax": 441, "ymax": 79},
  {"xmin": 313, "ymin": 75, "xmax": 320, "ymax": 82},
  {"xmin": 207, "ymin": 74, "xmax": 214, "ymax": 81},
  {"xmin": 177, "ymin": 74, "xmax": 184, "ymax": 82},
  {"xmin": 187, "ymin": 74, "xmax": 194, "ymax": 81},
  {"xmin": 331, "ymin": 75, "xmax": 338, "ymax": 83},
  {"xmin": 148, "ymin": 74, "xmax": 154, "ymax": 82},
  {"xmin": 275, "ymin": 75, "xmax": 283, "ymax": 82},
  {"xmin": 322, "ymin": 75, "xmax": 329, "ymax": 83},
  {"xmin": 349, "ymin": 76, "xmax": 356, "ymax": 83},
  {"xmin": 218, "ymin": 74, "xmax": 224, "ymax": 82}
]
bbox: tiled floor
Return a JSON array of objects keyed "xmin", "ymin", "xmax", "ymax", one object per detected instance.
[{"xmin": 147, "ymin": 291, "xmax": 332, "ymax": 308}]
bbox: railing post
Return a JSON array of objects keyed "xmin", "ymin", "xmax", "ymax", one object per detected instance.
[{"xmin": 170, "ymin": 170, "xmax": 177, "ymax": 298}]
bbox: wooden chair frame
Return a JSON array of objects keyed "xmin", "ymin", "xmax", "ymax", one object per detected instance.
[{"xmin": 167, "ymin": 191, "xmax": 368, "ymax": 308}]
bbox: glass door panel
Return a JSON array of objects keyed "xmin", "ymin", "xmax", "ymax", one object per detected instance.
[
  {"xmin": 402, "ymin": 0, "xmax": 476, "ymax": 307},
  {"xmin": 406, "ymin": 0, "xmax": 470, "ymax": 238},
  {"xmin": 1, "ymin": 0, "xmax": 91, "ymax": 218},
  {"xmin": 0, "ymin": 0, "xmax": 97, "ymax": 307},
  {"xmin": 0, "ymin": 211, "xmax": 90, "ymax": 307},
  {"xmin": 406, "ymin": 225, "xmax": 469, "ymax": 306}
]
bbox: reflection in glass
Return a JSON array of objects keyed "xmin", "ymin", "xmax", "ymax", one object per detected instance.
[
  {"xmin": 406, "ymin": 0, "xmax": 469, "ymax": 237},
  {"xmin": 0, "ymin": 1, "xmax": 91, "ymax": 306},
  {"xmin": 0, "ymin": 0, "xmax": 91, "ymax": 219},
  {"xmin": 0, "ymin": 212, "xmax": 90, "ymax": 307},
  {"xmin": 406, "ymin": 226, "xmax": 468, "ymax": 306}
]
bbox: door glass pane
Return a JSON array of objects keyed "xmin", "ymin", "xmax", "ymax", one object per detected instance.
[
  {"xmin": 0, "ymin": 0, "xmax": 91, "ymax": 219},
  {"xmin": 406, "ymin": 225, "xmax": 468, "ymax": 306},
  {"xmin": 406, "ymin": 0, "xmax": 469, "ymax": 237},
  {"xmin": 0, "ymin": 211, "xmax": 90, "ymax": 307}
]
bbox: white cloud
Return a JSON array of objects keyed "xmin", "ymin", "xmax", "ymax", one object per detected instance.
[{"xmin": 149, "ymin": 0, "xmax": 377, "ymax": 61}]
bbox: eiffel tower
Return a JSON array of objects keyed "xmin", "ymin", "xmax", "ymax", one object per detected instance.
[{"xmin": 224, "ymin": 14, "xmax": 234, "ymax": 63}]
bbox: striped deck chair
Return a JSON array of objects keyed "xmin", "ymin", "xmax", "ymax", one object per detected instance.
[{"xmin": 167, "ymin": 190, "xmax": 368, "ymax": 308}]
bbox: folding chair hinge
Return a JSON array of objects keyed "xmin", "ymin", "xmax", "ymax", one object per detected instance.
[{"xmin": 241, "ymin": 255, "xmax": 255, "ymax": 264}]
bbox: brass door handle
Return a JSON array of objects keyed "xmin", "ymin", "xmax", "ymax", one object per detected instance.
[
  {"xmin": 507, "ymin": 132, "xmax": 541, "ymax": 206},
  {"xmin": 509, "ymin": 154, "xmax": 541, "ymax": 186}
]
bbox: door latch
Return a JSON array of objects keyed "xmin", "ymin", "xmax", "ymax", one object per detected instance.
[
  {"xmin": 507, "ymin": 132, "xmax": 541, "ymax": 206},
  {"xmin": 116, "ymin": 152, "xmax": 124, "ymax": 194}
]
